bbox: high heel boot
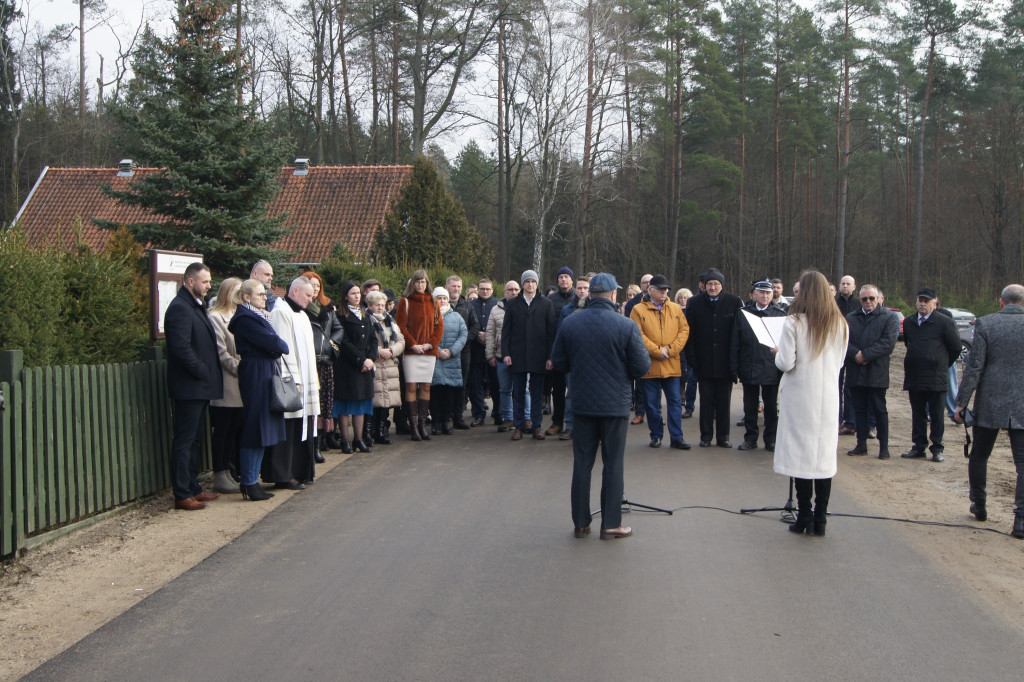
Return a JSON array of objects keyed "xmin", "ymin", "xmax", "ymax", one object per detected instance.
[
  {"xmin": 418, "ymin": 399, "xmax": 432, "ymax": 440},
  {"xmin": 790, "ymin": 478, "xmax": 814, "ymax": 534},
  {"xmin": 240, "ymin": 483, "xmax": 275, "ymax": 501},
  {"xmin": 361, "ymin": 417, "xmax": 374, "ymax": 450}
]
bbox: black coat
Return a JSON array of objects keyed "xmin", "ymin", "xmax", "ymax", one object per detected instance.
[
  {"xmin": 451, "ymin": 297, "xmax": 480, "ymax": 360},
  {"xmin": 551, "ymin": 297, "xmax": 650, "ymax": 417},
  {"xmin": 308, "ymin": 302, "xmax": 342, "ymax": 367},
  {"xmin": 334, "ymin": 309, "xmax": 379, "ymax": 402},
  {"xmin": 730, "ymin": 301, "xmax": 785, "ymax": 386},
  {"xmin": 164, "ymin": 286, "xmax": 223, "ymax": 401},
  {"xmin": 683, "ymin": 291, "xmax": 744, "ymax": 380},
  {"xmin": 501, "ymin": 293, "xmax": 557, "ymax": 374},
  {"xmin": 228, "ymin": 305, "xmax": 289, "ymax": 448},
  {"xmin": 902, "ymin": 311, "xmax": 960, "ymax": 391},
  {"xmin": 845, "ymin": 306, "xmax": 900, "ymax": 388},
  {"xmin": 548, "ymin": 287, "xmax": 574, "ymax": 323},
  {"xmin": 835, "ymin": 292, "xmax": 859, "ymax": 317},
  {"xmin": 469, "ymin": 295, "xmax": 498, "ymax": 363}
]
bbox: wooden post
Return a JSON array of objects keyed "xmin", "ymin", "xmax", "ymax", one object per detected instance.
[{"xmin": 0, "ymin": 350, "xmax": 24, "ymax": 386}]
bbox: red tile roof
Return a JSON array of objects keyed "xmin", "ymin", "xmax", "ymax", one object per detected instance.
[{"xmin": 15, "ymin": 164, "xmax": 413, "ymax": 263}]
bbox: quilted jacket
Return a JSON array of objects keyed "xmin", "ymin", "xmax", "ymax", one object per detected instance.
[
  {"xmin": 432, "ymin": 308, "xmax": 468, "ymax": 386},
  {"xmin": 551, "ymin": 297, "xmax": 651, "ymax": 418}
]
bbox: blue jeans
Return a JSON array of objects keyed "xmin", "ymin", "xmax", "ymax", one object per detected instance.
[
  {"xmin": 240, "ymin": 446, "xmax": 264, "ymax": 486},
  {"xmin": 513, "ymin": 372, "xmax": 545, "ymax": 431},
  {"xmin": 642, "ymin": 377, "xmax": 683, "ymax": 442},
  {"xmin": 495, "ymin": 363, "xmax": 529, "ymax": 420}
]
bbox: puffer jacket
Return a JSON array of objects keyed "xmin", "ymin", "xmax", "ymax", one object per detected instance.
[
  {"xmin": 845, "ymin": 306, "xmax": 900, "ymax": 388},
  {"xmin": 432, "ymin": 308, "xmax": 468, "ymax": 386},
  {"xmin": 551, "ymin": 297, "xmax": 651, "ymax": 417},
  {"xmin": 485, "ymin": 298, "xmax": 509, "ymax": 362},
  {"xmin": 629, "ymin": 299, "xmax": 689, "ymax": 378},
  {"xmin": 371, "ymin": 312, "xmax": 406, "ymax": 408},
  {"xmin": 730, "ymin": 301, "xmax": 785, "ymax": 386}
]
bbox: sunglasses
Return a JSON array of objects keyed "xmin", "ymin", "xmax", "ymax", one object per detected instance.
[{"xmin": 861, "ymin": 296, "xmax": 876, "ymax": 302}]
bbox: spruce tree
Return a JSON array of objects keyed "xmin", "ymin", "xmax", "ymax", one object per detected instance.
[
  {"xmin": 100, "ymin": 0, "xmax": 288, "ymax": 275},
  {"xmin": 372, "ymin": 155, "xmax": 491, "ymax": 273}
]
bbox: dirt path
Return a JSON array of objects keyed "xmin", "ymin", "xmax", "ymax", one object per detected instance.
[{"xmin": 2, "ymin": 348, "xmax": 1022, "ymax": 680}]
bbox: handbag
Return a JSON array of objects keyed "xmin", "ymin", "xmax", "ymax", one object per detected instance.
[{"xmin": 270, "ymin": 360, "xmax": 302, "ymax": 412}]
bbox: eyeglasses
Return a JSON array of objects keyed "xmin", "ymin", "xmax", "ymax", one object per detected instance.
[
  {"xmin": 254, "ymin": 292, "xmax": 268, "ymax": 298},
  {"xmin": 861, "ymin": 296, "xmax": 876, "ymax": 302}
]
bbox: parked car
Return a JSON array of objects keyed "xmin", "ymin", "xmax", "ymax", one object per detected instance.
[
  {"xmin": 947, "ymin": 308, "xmax": 976, "ymax": 362},
  {"xmin": 886, "ymin": 307, "xmax": 905, "ymax": 340}
]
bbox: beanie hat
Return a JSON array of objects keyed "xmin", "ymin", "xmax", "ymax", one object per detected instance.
[
  {"xmin": 521, "ymin": 270, "xmax": 539, "ymax": 285},
  {"xmin": 704, "ymin": 268, "xmax": 725, "ymax": 285},
  {"xmin": 557, "ymin": 266, "xmax": 574, "ymax": 280},
  {"xmin": 432, "ymin": 287, "xmax": 449, "ymax": 299}
]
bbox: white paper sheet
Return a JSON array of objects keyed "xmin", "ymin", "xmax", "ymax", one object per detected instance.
[{"xmin": 741, "ymin": 309, "xmax": 786, "ymax": 348}]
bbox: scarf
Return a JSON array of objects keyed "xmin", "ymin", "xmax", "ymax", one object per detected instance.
[
  {"xmin": 348, "ymin": 304, "xmax": 363, "ymax": 320},
  {"xmin": 307, "ymin": 300, "xmax": 322, "ymax": 317},
  {"xmin": 243, "ymin": 301, "xmax": 272, "ymax": 322},
  {"xmin": 438, "ymin": 304, "xmax": 452, "ymax": 315}
]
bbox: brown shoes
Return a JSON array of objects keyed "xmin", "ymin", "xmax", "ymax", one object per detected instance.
[
  {"xmin": 532, "ymin": 428, "xmax": 546, "ymax": 440},
  {"xmin": 545, "ymin": 424, "xmax": 562, "ymax": 436},
  {"xmin": 194, "ymin": 491, "xmax": 221, "ymax": 502},
  {"xmin": 511, "ymin": 428, "xmax": 523, "ymax": 441},
  {"xmin": 174, "ymin": 497, "xmax": 207, "ymax": 511},
  {"xmin": 838, "ymin": 426, "xmax": 855, "ymax": 435},
  {"xmin": 600, "ymin": 526, "xmax": 633, "ymax": 539},
  {"xmin": 630, "ymin": 415, "xmax": 644, "ymax": 425},
  {"xmin": 574, "ymin": 526, "xmax": 591, "ymax": 538}
]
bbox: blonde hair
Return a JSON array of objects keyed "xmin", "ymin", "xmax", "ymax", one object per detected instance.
[
  {"xmin": 211, "ymin": 277, "xmax": 242, "ymax": 315},
  {"xmin": 674, "ymin": 287, "xmax": 692, "ymax": 306},
  {"xmin": 787, "ymin": 270, "xmax": 846, "ymax": 358},
  {"xmin": 232, "ymin": 278, "xmax": 265, "ymax": 306},
  {"xmin": 365, "ymin": 290, "xmax": 388, "ymax": 306}
]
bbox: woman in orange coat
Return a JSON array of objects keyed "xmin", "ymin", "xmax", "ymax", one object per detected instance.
[{"xmin": 395, "ymin": 269, "xmax": 444, "ymax": 441}]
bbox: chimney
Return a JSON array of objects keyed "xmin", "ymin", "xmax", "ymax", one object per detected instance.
[
  {"xmin": 294, "ymin": 158, "xmax": 310, "ymax": 176},
  {"xmin": 116, "ymin": 159, "xmax": 135, "ymax": 177}
]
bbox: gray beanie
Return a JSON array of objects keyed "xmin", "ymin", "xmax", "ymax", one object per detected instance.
[{"xmin": 521, "ymin": 270, "xmax": 539, "ymax": 285}]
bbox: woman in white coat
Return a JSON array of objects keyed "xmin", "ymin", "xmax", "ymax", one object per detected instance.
[{"xmin": 773, "ymin": 270, "xmax": 849, "ymax": 536}]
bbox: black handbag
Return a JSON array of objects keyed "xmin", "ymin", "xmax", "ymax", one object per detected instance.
[{"xmin": 270, "ymin": 360, "xmax": 302, "ymax": 412}]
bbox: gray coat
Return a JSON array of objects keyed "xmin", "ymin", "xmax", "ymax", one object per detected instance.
[{"xmin": 956, "ymin": 304, "xmax": 1024, "ymax": 429}]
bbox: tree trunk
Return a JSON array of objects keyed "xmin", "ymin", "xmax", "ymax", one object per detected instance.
[{"xmin": 911, "ymin": 35, "xmax": 937, "ymax": 298}]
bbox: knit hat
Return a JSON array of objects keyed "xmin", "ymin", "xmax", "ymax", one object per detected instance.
[
  {"xmin": 432, "ymin": 286, "xmax": 449, "ymax": 299},
  {"xmin": 704, "ymin": 268, "xmax": 725, "ymax": 285},
  {"xmin": 557, "ymin": 266, "xmax": 574, "ymax": 280},
  {"xmin": 521, "ymin": 270, "xmax": 539, "ymax": 285}
]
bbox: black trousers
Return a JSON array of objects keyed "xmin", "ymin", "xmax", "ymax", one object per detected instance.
[
  {"xmin": 908, "ymin": 390, "xmax": 946, "ymax": 453},
  {"xmin": 209, "ymin": 405, "xmax": 243, "ymax": 473},
  {"xmin": 171, "ymin": 399, "xmax": 208, "ymax": 500},
  {"xmin": 742, "ymin": 383, "xmax": 778, "ymax": 446},
  {"xmin": 455, "ymin": 352, "xmax": 472, "ymax": 421},
  {"xmin": 968, "ymin": 427, "xmax": 1024, "ymax": 515},
  {"xmin": 850, "ymin": 386, "xmax": 888, "ymax": 447},
  {"xmin": 571, "ymin": 415, "xmax": 627, "ymax": 531},
  {"xmin": 547, "ymin": 371, "xmax": 567, "ymax": 427},
  {"xmin": 698, "ymin": 378, "xmax": 733, "ymax": 443},
  {"xmin": 430, "ymin": 385, "xmax": 460, "ymax": 425},
  {"xmin": 468, "ymin": 361, "xmax": 493, "ymax": 419}
]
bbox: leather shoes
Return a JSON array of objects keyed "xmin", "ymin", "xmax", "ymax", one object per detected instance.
[
  {"xmin": 498, "ymin": 420, "xmax": 514, "ymax": 432},
  {"xmin": 670, "ymin": 439, "xmax": 691, "ymax": 450},
  {"xmin": 682, "ymin": 409, "xmax": 693, "ymax": 419},
  {"xmin": 735, "ymin": 419, "xmax": 745, "ymax": 427},
  {"xmin": 631, "ymin": 415, "xmax": 644, "ymax": 425},
  {"xmin": 600, "ymin": 526, "xmax": 633, "ymax": 539},
  {"xmin": 545, "ymin": 424, "xmax": 562, "ymax": 436},
  {"xmin": 1011, "ymin": 516, "xmax": 1024, "ymax": 539},
  {"xmin": 765, "ymin": 442, "xmax": 775, "ymax": 452},
  {"xmin": 878, "ymin": 448, "xmax": 891, "ymax": 459},
  {"xmin": 470, "ymin": 417, "xmax": 485, "ymax": 427},
  {"xmin": 970, "ymin": 502, "xmax": 987, "ymax": 522},
  {"xmin": 275, "ymin": 479, "xmax": 306, "ymax": 490},
  {"xmin": 532, "ymin": 428, "xmax": 546, "ymax": 440},
  {"xmin": 931, "ymin": 452, "xmax": 944, "ymax": 462},
  {"xmin": 559, "ymin": 429, "xmax": 573, "ymax": 440},
  {"xmin": 847, "ymin": 445, "xmax": 868, "ymax": 455},
  {"xmin": 511, "ymin": 428, "xmax": 523, "ymax": 441},
  {"xmin": 838, "ymin": 426, "xmax": 856, "ymax": 435},
  {"xmin": 699, "ymin": 440, "xmax": 711, "ymax": 447},
  {"xmin": 901, "ymin": 449, "xmax": 926, "ymax": 458},
  {"xmin": 649, "ymin": 437, "xmax": 662, "ymax": 448},
  {"xmin": 453, "ymin": 419, "xmax": 471, "ymax": 430},
  {"xmin": 174, "ymin": 497, "xmax": 206, "ymax": 511},
  {"xmin": 737, "ymin": 441, "xmax": 758, "ymax": 451},
  {"xmin": 574, "ymin": 526, "xmax": 591, "ymax": 538},
  {"xmin": 717, "ymin": 440, "xmax": 732, "ymax": 448},
  {"xmin": 194, "ymin": 491, "xmax": 220, "ymax": 502},
  {"xmin": 867, "ymin": 428, "xmax": 878, "ymax": 439}
]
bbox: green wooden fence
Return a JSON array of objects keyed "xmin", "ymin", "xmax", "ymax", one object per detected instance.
[{"xmin": 1, "ymin": 349, "xmax": 211, "ymax": 559}]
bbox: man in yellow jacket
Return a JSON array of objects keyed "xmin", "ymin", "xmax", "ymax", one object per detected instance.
[{"xmin": 630, "ymin": 274, "xmax": 691, "ymax": 449}]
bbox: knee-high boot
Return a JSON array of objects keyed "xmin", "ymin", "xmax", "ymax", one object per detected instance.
[
  {"xmin": 361, "ymin": 415, "xmax": 374, "ymax": 450},
  {"xmin": 790, "ymin": 478, "xmax": 814, "ymax": 534},
  {"xmin": 418, "ymin": 398, "xmax": 432, "ymax": 440},
  {"xmin": 395, "ymin": 403, "xmax": 410, "ymax": 434},
  {"xmin": 374, "ymin": 408, "xmax": 392, "ymax": 445},
  {"xmin": 812, "ymin": 478, "xmax": 832, "ymax": 536}
]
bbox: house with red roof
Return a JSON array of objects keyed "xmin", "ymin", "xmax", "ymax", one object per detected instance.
[{"xmin": 13, "ymin": 160, "xmax": 413, "ymax": 265}]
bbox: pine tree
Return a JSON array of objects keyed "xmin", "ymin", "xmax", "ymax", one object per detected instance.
[
  {"xmin": 100, "ymin": 0, "xmax": 289, "ymax": 276},
  {"xmin": 372, "ymin": 155, "xmax": 492, "ymax": 273}
]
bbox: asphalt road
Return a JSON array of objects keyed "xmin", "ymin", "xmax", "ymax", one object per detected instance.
[{"xmin": 25, "ymin": 413, "xmax": 1023, "ymax": 681}]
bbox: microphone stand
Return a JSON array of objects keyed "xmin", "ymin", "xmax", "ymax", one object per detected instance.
[{"xmin": 740, "ymin": 476, "xmax": 796, "ymax": 523}]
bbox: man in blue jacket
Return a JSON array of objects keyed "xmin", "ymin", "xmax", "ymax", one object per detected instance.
[{"xmin": 552, "ymin": 273, "xmax": 651, "ymax": 540}]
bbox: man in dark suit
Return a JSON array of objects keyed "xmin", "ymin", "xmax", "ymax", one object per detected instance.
[
  {"xmin": 955, "ymin": 284, "xmax": 1024, "ymax": 538},
  {"xmin": 164, "ymin": 262, "xmax": 223, "ymax": 510},
  {"xmin": 845, "ymin": 283, "xmax": 899, "ymax": 459},
  {"xmin": 684, "ymin": 268, "xmax": 743, "ymax": 447},
  {"xmin": 445, "ymin": 275, "xmax": 480, "ymax": 429},
  {"xmin": 501, "ymin": 270, "xmax": 557, "ymax": 440},
  {"xmin": 901, "ymin": 287, "xmax": 960, "ymax": 462},
  {"xmin": 730, "ymin": 279, "xmax": 785, "ymax": 451}
]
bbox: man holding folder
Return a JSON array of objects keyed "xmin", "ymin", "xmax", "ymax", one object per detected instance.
[{"xmin": 730, "ymin": 279, "xmax": 786, "ymax": 451}]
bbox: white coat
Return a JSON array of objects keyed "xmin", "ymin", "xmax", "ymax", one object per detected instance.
[{"xmin": 773, "ymin": 315, "xmax": 849, "ymax": 479}]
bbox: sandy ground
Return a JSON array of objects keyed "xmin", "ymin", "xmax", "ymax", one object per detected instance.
[{"xmin": 2, "ymin": 348, "xmax": 1022, "ymax": 680}]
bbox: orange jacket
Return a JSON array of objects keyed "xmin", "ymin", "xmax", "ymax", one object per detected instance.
[
  {"xmin": 630, "ymin": 299, "xmax": 689, "ymax": 378},
  {"xmin": 395, "ymin": 293, "xmax": 444, "ymax": 357}
]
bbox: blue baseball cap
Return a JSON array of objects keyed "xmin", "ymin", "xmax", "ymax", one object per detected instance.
[{"xmin": 589, "ymin": 273, "xmax": 622, "ymax": 294}]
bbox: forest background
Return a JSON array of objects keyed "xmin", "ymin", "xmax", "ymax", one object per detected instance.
[{"xmin": 1, "ymin": 0, "xmax": 1022, "ymax": 311}]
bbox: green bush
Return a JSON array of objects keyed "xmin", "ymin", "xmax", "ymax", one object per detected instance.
[{"xmin": 0, "ymin": 230, "xmax": 66, "ymax": 366}]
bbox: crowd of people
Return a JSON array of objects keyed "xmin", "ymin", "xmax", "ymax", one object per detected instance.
[{"xmin": 162, "ymin": 259, "xmax": 1024, "ymax": 541}]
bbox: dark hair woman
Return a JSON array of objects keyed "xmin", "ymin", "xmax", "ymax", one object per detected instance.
[
  {"xmin": 395, "ymin": 270, "xmax": 444, "ymax": 441},
  {"xmin": 302, "ymin": 270, "xmax": 342, "ymax": 461},
  {"xmin": 334, "ymin": 281, "xmax": 378, "ymax": 453},
  {"xmin": 772, "ymin": 270, "xmax": 849, "ymax": 535},
  {"xmin": 227, "ymin": 279, "xmax": 290, "ymax": 501}
]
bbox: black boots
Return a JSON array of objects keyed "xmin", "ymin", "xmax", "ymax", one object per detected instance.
[
  {"xmin": 1012, "ymin": 515, "xmax": 1024, "ymax": 539},
  {"xmin": 790, "ymin": 478, "xmax": 828, "ymax": 535},
  {"xmin": 240, "ymin": 484, "xmax": 274, "ymax": 501},
  {"xmin": 372, "ymin": 408, "xmax": 392, "ymax": 445}
]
